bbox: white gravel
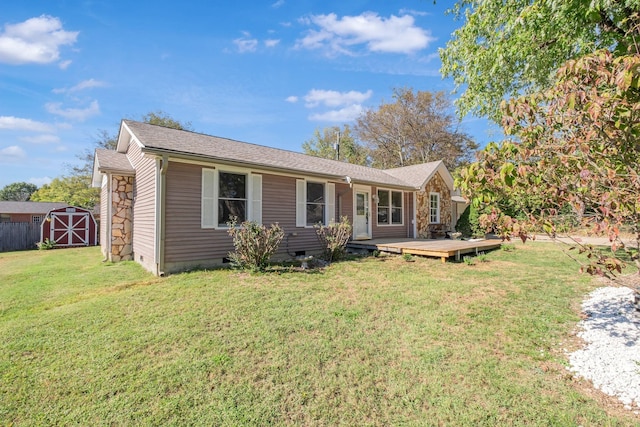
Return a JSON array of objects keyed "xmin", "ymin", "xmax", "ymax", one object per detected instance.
[{"xmin": 567, "ymin": 286, "xmax": 640, "ymax": 411}]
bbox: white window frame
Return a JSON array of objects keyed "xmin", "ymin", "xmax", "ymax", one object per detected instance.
[
  {"xmin": 376, "ymin": 188, "xmax": 404, "ymax": 226},
  {"xmin": 201, "ymin": 166, "xmax": 262, "ymax": 229},
  {"xmin": 296, "ymin": 179, "xmax": 335, "ymax": 227},
  {"xmin": 429, "ymin": 192, "xmax": 440, "ymax": 224}
]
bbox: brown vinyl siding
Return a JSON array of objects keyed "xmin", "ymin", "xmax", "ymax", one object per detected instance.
[
  {"xmin": 127, "ymin": 141, "xmax": 156, "ymax": 267},
  {"xmin": 164, "ymin": 162, "xmax": 232, "ymax": 263},
  {"xmin": 164, "ymin": 163, "xmax": 332, "ymax": 269},
  {"xmin": 262, "ymin": 173, "xmax": 322, "ymax": 256},
  {"xmin": 335, "ymin": 183, "xmax": 353, "ymax": 224},
  {"xmin": 372, "ymin": 188, "xmax": 414, "ymax": 239}
]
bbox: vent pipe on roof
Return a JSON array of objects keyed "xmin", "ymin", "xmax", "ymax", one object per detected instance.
[{"xmin": 333, "ymin": 130, "xmax": 340, "ymax": 161}]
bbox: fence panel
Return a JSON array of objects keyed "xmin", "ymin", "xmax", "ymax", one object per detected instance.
[{"xmin": 0, "ymin": 222, "xmax": 41, "ymax": 252}]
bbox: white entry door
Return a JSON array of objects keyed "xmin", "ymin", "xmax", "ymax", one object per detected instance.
[{"xmin": 354, "ymin": 190, "xmax": 371, "ymax": 240}]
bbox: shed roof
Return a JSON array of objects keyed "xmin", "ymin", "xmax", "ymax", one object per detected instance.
[
  {"xmin": 120, "ymin": 120, "xmax": 416, "ymax": 189},
  {"xmin": 0, "ymin": 201, "xmax": 68, "ymax": 214}
]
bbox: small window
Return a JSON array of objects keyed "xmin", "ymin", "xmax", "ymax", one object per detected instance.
[
  {"xmin": 377, "ymin": 189, "xmax": 403, "ymax": 225},
  {"xmin": 306, "ymin": 182, "xmax": 325, "ymax": 226},
  {"xmin": 218, "ymin": 172, "xmax": 247, "ymax": 226},
  {"xmin": 296, "ymin": 179, "xmax": 335, "ymax": 227},
  {"xmin": 32, "ymin": 215, "xmax": 42, "ymax": 223},
  {"xmin": 0, "ymin": 214, "xmax": 10, "ymax": 223},
  {"xmin": 430, "ymin": 193, "xmax": 440, "ymax": 224},
  {"xmin": 202, "ymin": 168, "xmax": 260, "ymax": 229}
]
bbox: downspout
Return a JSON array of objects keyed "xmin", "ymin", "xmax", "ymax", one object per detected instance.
[
  {"xmin": 157, "ymin": 156, "xmax": 169, "ymax": 276},
  {"xmin": 103, "ymin": 173, "xmax": 113, "ymax": 261}
]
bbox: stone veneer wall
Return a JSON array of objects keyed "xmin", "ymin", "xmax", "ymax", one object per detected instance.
[
  {"xmin": 416, "ymin": 172, "xmax": 452, "ymax": 238},
  {"xmin": 110, "ymin": 175, "xmax": 133, "ymax": 261}
]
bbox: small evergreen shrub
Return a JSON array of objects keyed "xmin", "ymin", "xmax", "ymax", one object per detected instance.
[
  {"xmin": 314, "ymin": 216, "xmax": 352, "ymax": 263},
  {"xmin": 226, "ymin": 218, "xmax": 285, "ymax": 271},
  {"xmin": 456, "ymin": 204, "xmax": 484, "ymax": 238}
]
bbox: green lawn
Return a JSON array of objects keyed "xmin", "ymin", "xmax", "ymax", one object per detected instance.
[{"xmin": 0, "ymin": 244, "xmax": 638, "ymax": 426}]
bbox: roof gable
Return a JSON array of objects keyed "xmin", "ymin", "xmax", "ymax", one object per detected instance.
[{"xmin": 384, "ymin": 161, "xmax": 455, "ymax": 190}]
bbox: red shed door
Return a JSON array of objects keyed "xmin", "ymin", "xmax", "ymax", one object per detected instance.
[{"xmin": 49, "ymin": 210, "xmax": 90, "ymax": 247}]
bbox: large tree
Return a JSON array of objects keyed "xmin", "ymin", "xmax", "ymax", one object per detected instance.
[
  {"xmin": 0, "ymin": 182, "xmax": 38, "ymax": 201},
  {"xmin": 71, "ymin": 110, "xmax": 193, "ymax": 178},
  {"xmin": 30, "ymin": 176, "xmax": 99, "ymax": 209},
  {"xmin": 354, "ymin": 88, "xmax": 477, "ymax": 169},
  {"xmin": 440, "ymin": 0, "xmax": 640, "ymax": 121},
  {"xmin": 302, "ymin": 125, "xmax": 368, "ymax": 166},
  {"xmin": 456, "ymin": 49, "xmax": 640, "ymax": 276},
  {"xmin": 36, "ymin": 111, "xmax": 193, "ymax": 209}
]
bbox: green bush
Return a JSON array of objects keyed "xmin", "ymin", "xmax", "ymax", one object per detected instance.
[
  {"xmin": 456, "ymin": 204, "xmax": 484, "ymax": 238},
  {"xmin": 226, "ymin": 219, "xmax": 285, "ymax": 271},
  {"xmin": 314, "ymin": 216, "xmax": 352, "ymax": 263},
  {"xmin": 36, "ymin": 238, "xmax": 56, "ymax": 250}
]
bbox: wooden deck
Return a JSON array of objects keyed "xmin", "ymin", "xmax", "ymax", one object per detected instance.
[{"xmin": 348, "ymin": 238, "xmax": 503, "ymax": 263}]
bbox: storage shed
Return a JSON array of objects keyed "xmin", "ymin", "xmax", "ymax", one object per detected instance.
[{"xmin": 41, "ymin": 206, "xmax": 98, "ymax": 247}]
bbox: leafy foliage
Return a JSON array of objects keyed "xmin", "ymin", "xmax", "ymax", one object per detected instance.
[
  {"xmin": 30, "ymin": 175, "xmax": 98, "ymax": 209},
  {"xmin": 455, "ymin": 204, "xmax": 484, "ymax": 239},
  {"xmin": 457, "ymin": 49, "xmax": 640, "ymax": 276},
  {"xmin": 0, "ymin": 182, "xmax": 38, "ymax": 201},
  {"xmin": 441, "ymin": 1, "xmax": 640, "ymax": 121},
  {"xmin": 314, "ymin": 216, "xmax": 352, "ymax": 263},
  {"xmin": 354, "ymin": 88, "xmax": 477, "ymax": 169},
  {"xmin": 226, "ymin": 218, "xmax": 285, "ymax": 271},
  {"xmin": 302, "ymin": 125, "xmax": 368, "ymax": 165},
  {"xmin": 36, "ymin": 238, "xmax": 56, "ymax": 250}
]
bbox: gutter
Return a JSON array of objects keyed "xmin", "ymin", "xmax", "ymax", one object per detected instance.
[{"xmin": 140, "ymin": 147, "xmax": 416, "ymax": 191}]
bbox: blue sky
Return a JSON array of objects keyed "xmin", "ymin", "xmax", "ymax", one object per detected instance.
[{"xmin": 0, "ymin": 0, "xmax": 499, "ymax": 190}]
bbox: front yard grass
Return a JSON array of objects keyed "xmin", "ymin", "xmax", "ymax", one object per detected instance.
[{"xmin": 0, "ymin": 244, "xmax": 638, "ymax": 426}]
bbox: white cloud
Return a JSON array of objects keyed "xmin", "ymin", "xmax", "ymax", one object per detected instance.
[
  {"xmin": 272, "ymin": 0, "xmax": 285, "ymax": 8},
  {"xmin": 309, "ymin": 105, "xmax": 364, "ymax": 122},
  {"xmin": 285, "ymin": 95, "xmax": 298, "ymax": 103},
  {"xmin": 0, "ymin": 15, "xmax": 78, "ymax": 65},
  {"xmin": 399, "ymin": 8, "xmax": 429, "ymax": 17},
  {"xmin": 296, "ymin": 12, "xmax": 435, "ymax": 55},
  {"xmin": 58, "ymin": 59, "xmax": 72, "ymax": 69},
  {"xmin": 233, "ymin": 32, "xmax": 258, "ymax": 53},
  {"xmin": 45, "ymin": 100, "xmax": 100, "ymax": 121},
  {"xmin": 304, "ymin": 89, "xmax": 372, "ymax": 108},
  {"xmin": 20, "ymin": 134, "xmax": 60, "ymax": 144},
  {"xmin": 0, "ymin": 116, "xmax": 55, "ymax": 133},
  {"xmin": 53, "ymin": 78, "xmax": 106, "ymax": 94},
  {"xmin": 29, "ymin": 176, "xmax": 52, "ymax": 187},
  {"xmin": 0, "ymin": 145, "xmax": 26, "ymax": 159},
  {"xmin": 264, "ymin": 39, "xmax": 280, "ymax": 48}
]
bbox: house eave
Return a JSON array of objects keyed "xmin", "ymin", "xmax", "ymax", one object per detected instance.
[{"xmin": 140, "ymin": 147, "xmax": 416, "ymax": 191}]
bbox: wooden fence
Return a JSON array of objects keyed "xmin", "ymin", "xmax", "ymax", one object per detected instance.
[{"xmin": 0, "ymin": 222, "xmax": 41, "ymax": 252}]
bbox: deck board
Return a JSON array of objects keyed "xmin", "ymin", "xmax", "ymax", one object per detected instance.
[{"xmin": 348, "ymin": 238, "xmax": 502, "ymax": 262}]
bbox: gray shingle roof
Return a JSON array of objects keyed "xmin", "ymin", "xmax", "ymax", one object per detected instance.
[
  {"xmin": 0, "ymin": 201, "xmax": 68, "ymax": 214},
  {"xmin": 94, "ymin": 149, "xmax": 135, "ymax": 174},
  {"xmin": 123, "ymin": 120, "xmax": 417, "ymax": 189},
  {"xmin": 384, "ymin": 161, "xmax": 445, "ymax": 189}
]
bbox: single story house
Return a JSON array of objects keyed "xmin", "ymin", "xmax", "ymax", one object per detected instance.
[
  {"xmin": 0, "ymin": 201, "xmax": 69, "ymax": 223},
  {"xmin": 92, "ymin": 120, "xmax": 465, "ymax": 276}
]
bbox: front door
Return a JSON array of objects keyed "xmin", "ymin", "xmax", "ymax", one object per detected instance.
[{"xmin": 354, "ymin": 190, "xmax": 371, "ymax": 240}]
